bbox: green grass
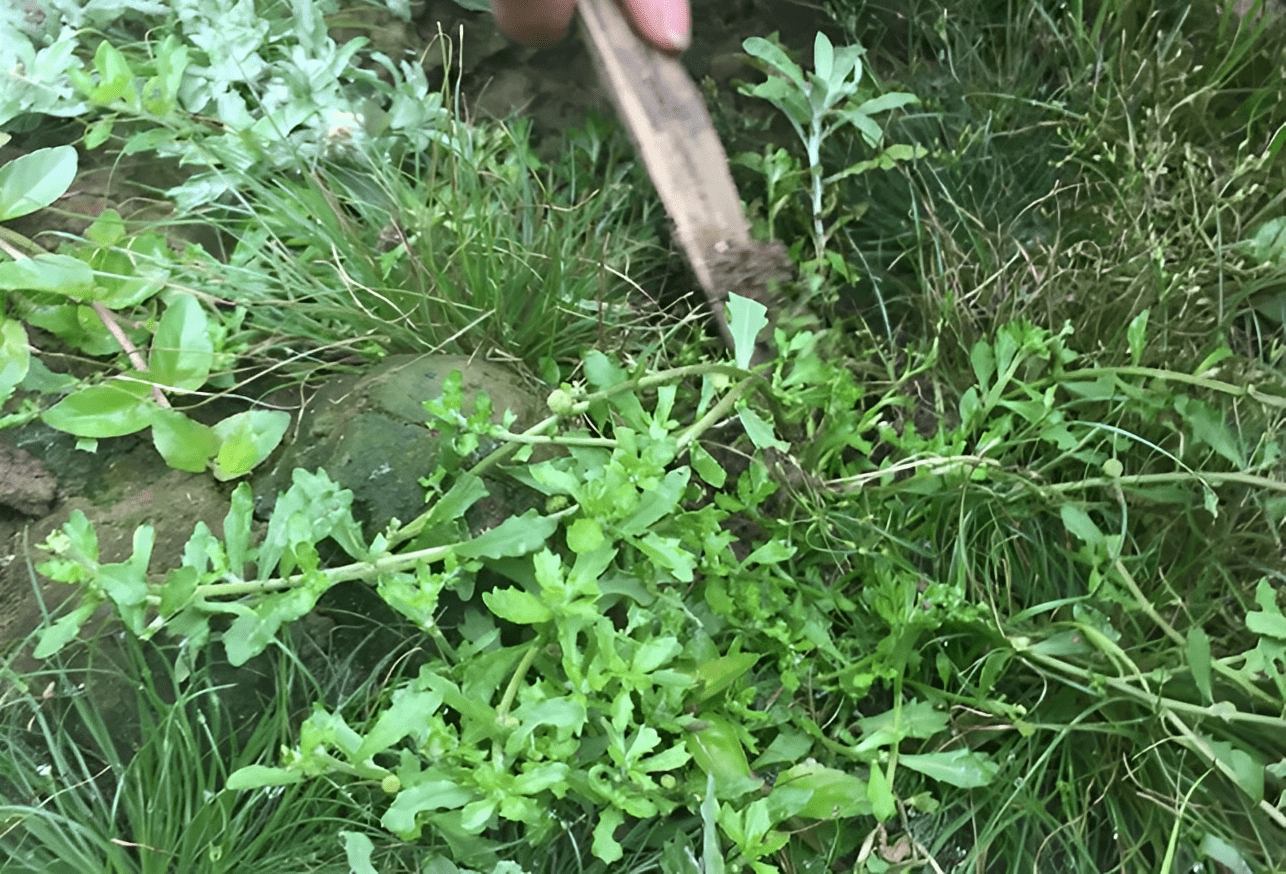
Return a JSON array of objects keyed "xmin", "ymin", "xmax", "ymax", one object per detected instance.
[
  {"xmin": 0, "ymin": 630, "xmax": 368, "ymax": 873},
  {"xmin": 3, "ymin": 0, "xmax": 1286, "ymax": 872}
]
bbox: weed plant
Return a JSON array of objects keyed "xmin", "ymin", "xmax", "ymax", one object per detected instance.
[{"xmin": 3, "ymin": 1, "xmax": 1286, "ymax": 873}]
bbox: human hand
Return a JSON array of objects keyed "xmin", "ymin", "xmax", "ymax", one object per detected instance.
[{"xmin": 490, "ymin": 0, "xmax": 690, "ymax": 53}]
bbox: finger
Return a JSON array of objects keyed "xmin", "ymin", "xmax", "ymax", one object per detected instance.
[
  {"xmin": 490, "ymin": 0, "xmax": 578, "ymax": 48},
  {"xmin": 618, "ymin": 0, "xmax": 690, "ymax": 52}
]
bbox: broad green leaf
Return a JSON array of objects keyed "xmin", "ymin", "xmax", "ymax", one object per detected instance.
[
  {"xmin": 159, "ymin": 566, "xmax": 198, "ymax": 618},
  {"xmin": 566, "ymin": 517, "xmax": 604, "ymax": 553},
  {"xmin": 151, "ymin": 408, "xmax": 219, "ymax": 472},
  {"xmin": 775, "ymin": 762, "xmax": 871, "ymax": 819},
  {"xmin": 0, "ymin": 319, "xmax": 30, "ymax": 399},
  {"xmin": 1204, "ymin": 738, "xmax": 1263, "ymax": 802},
  {"xmin": 812, "ymin": 31, "xmax": 834, "ymax": 86},
  {"xmin": 210, "ymin": 409, "xmax": 290, "ymax": 480},
  {"xmin": 84, "ymin": 116, "xmax": 115, "ymax": 150},
  {"xmin": 98, "ymin": 524, "xmax": 153, "ymax": 614},
  {"xmin": 635, "ymin": 532, "xmax": 696, "ymax": 582},
  {"xmin": 853, "ymin": 92, "xmax": 920, "ymax": 116},
  {"xmin": 1176, "ymin": 396, "xmax": 1245, "ymax": 468},
  {"xmin": 1200, "ymin": 833, "xmax": 1255, "ymax": 874},
  {"xmin": 1059, "ymin": 503, "xmax": 1103, "ymax": 547},
  {"xmin": 0, "ymin": 145, "xmax": 77, "ymax": 220},
  {"xmin": 149, "ymin": 294, "xmax": 213, "ymax": 391},
  {"xmin": 689, "ymin": 441, "xmax": 726, "ymax": 487},
  {"xmin": 1243, "ymin": 216, "xmax": 1286, "ymax": 265},
  {"xmin": 692, "ymin": 652, "xmax": 760, "ymax": 703},
  {"xmin": 42, "ymin": 378, "xmax": 155, "ymax": 438},
  {"xmin": 456, "ymin": 510, "xmax": 556, "ymax": 559},
  {"xmin": 898, "ymin": 749, "xmax": 999, "ymax": 788},
  {"xmin": 33, "ymin": 597, "xmax": 103, "ymax": 659},
  {"xmin": 224, "ymin": 585, "xmax": 320, "ymax": 666},
  {"xmin": 416, "ymin": 473, "xmax": 489, "ymax": 537},
  {"xmin": 593, "ymin": 807, "xmax": 625, "ymax": 864},
  {"xmin": 1187, "ymin": 626, "xmax": 1213, "ymax": 704},
  {"xmin": 340, "ymin": 832, "xmax": 378, "ymax": 874},
  {"xmin": 853, "ymin": 700, "xmax": 949, "ymax": 752},
  {"xmin": 483, "ymin": 586, "xmax": 553, "ymax": 624},
  {"xmin": 226, "ymin": 765, "xmax": 305, "ymax": 789},
  {"xmin": 742, "ymin": 37, "xmax": 806, "ymax": 88},
  {"xmin": 223, "ymin": 483, "xmax": 255, "ymax": 574},
  {"xmin": 866, "ymin": 765, "xmax": 896, "ymax": 822},
  {"xmin": 970, "ymin": 339, "xmax": 995, "ymax": 389},
  {"xmin": 87, "ymin": 40, "xmax": 135, "ymax": 105},
  {"xmin": 355, "ymin": 688, "xmax": 444, "ymax": 760},
  {"xmin": 737, "ymin": 406, "xmax": 789, "ymax": 451},
  {"xmin": 726, "ymin": 293, "xmax": 768, "ymax": 369},
  {"xmin": 619, "ymin": 468, "xmax": 689, "ymax": 535},
  {"xmin": 459, "ymin": 798, "xmax": 496, "ymax": 834},
  {"xmin": 381, "ymin": 779, "xmax": 474, "ymax": 838},
  {"xmin": 1127, "ymin": 309, "xmax": 1149, "ymax": 366},
  {"xmin": 85, "ymin": 208, "xmax": 125, "ymax": 245},
  {"xmin": 0, "ymin": 254, "xmax": 95, "ymax": 297},
  {"xmin": 1246, "ymin": 579, "xmax": 1286, "ymax": 639},
  {"xmin": 685, "ymin": 715, "xmax": 758, "ymax": 797}
]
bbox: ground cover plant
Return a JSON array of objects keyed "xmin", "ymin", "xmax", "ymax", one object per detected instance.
[{"xmin": 2, "ymin": 0, "xmax": 1286, "ymax": 872}]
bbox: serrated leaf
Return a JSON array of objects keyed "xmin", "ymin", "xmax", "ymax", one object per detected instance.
[
  {"xmin": 593, "ymin": 807, "xmax": 625, "ymax": 864},
  {"xmin": 223, "ymin": 483, "xmax": 255, "ymax": 574},
  {"xmin": 456, "ymin": 511, "xmax": 556, "ymax": 559},
  {"xmin": 355, "ymin": 688, "xmax": 444, "ymax": 760},
  {"xmin": 898, "ymin": 749, "xmax": 999, "ymax": 788},
  {"xmin": 737, "ymin": 405, "xmax": 789, "ymax": 451},
  {"xmin": 381, "ymin": 779, "xmax": 474, "ymax": 839},
  {"xmin": 33, "ymin": 598, "xmax": 103, "ymax": 659},
  {"xmin": 742, "ymin": 37, "xmax": 806, "ymax": 88},
  {"xmin": 483, "ymin": 586, "xmax": 553, "ymax": 624},
  {"xmin": 340, "ymin": 832, "xmax": 378, "ymax": 874}
]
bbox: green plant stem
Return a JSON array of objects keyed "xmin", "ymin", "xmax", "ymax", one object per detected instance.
[
  {"xmin": 176, "ymin": 542, "xmax": 458, "ymax": 601},
  {"xmin": 807, "ymin": 118, "xmax": 826, "ymax": 261},
  {"xmin": 1164, "ymin": 712, "xmax": 1286, "ymax": 831},
  {"xmin": 675, "ymin": 376, "xmax": 757, "ymax": 453},
  {"xmin": 1047, "ymin": 470, "xmax": 1286, "ymax": 494},
  {"xmin": 496, "ymin": 642, "xmax": 540, "ymax": 726},
  {"xmin": 1019, "ymin": 646, "xmax": 1286, "ymax": 729},
  {"xmin": 1059, "ymin": 366, "xmax": 1286, "ymax": 407}
]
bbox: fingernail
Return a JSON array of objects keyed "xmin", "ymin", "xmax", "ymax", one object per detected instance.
[{"xmin": 662, "ymin": 2, "xmax": 690, "ymax": 51}]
